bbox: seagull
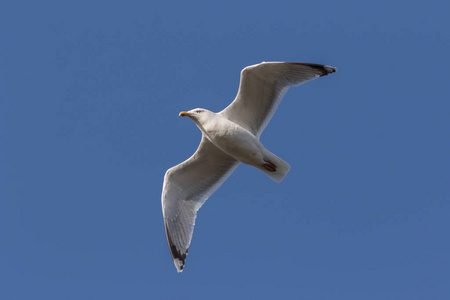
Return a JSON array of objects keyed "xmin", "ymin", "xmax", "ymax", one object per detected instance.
[{"xmin": 161, "ymin": 61, "xmax": 336, "ymax": 272}]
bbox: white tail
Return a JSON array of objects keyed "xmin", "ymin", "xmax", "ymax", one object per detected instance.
[{"xmin": 257, "ymin": 150, "xmax": 291, "ymax": 182}]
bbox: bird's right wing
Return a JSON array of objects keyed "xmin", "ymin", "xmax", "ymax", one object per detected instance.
[{"xmin": 162, "ymin": 136, "xmax": 239, "ymax": 272}]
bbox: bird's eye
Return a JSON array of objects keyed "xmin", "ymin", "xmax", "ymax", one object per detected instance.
[{"xmin": 195, "ymin": 110, "xmax": 203, "ymax": 113}]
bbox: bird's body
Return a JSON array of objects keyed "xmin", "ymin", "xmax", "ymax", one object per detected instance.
[
  {"xmin": 203, "ymin": 113, "xmax": 263, "ymax": 166},
  {"xmin": 162, "ymin": 62, "xmax": 337, "ymax": 272},
  {"xmin": 181, "ymin": 109, "xmax": 291, "ymax": 182}
]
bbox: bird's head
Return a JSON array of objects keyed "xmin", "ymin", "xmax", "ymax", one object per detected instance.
[{"xmin": 179, "ymin": 108, "xmax": 213, "ymax": 124}]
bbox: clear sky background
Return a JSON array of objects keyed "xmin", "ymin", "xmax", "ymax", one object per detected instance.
[{"xmin": 1, "ymin": 0, "xmax": 449, "ymax": 299}]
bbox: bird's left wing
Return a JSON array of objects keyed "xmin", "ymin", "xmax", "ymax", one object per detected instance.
[
  {"xmin": 220, "ymin": 62, "xmax": 336, "ymax": 138},
  {"xmin": 162, "ymin": 136, "xmax": 239, "ymax": 272}
]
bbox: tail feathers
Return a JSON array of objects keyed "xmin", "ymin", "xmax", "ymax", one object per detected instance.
[{"xmin": 258, "ymin": 150, "xmax": 290, "ymax": 182}]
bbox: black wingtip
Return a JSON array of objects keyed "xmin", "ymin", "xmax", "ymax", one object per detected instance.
[
  {"xmin": 288, "ymin": 62, "xmax": 337, "ymax": 76},
  {"xmin": 165, "ymin": 224, "xmax": 188, "ymax": 272},
  {"xmin": 307, "ymin": 63, "xmax": 337, "ymax": 76},
  {"xmin": 323, "ymin": 65, "xmax": 337, "ymax": 75}
]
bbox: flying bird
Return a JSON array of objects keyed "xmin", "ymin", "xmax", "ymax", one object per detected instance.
[{"xmin": 161, "ymin": 61, "xmax": 336, "ymax": 272}]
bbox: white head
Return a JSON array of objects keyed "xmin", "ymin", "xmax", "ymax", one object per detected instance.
[{"xmin": 179, "ymin": 108, "xmax": 215, "ymax": 126}]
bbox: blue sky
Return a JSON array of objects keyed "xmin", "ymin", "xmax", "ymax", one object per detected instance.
[{"xmin": 1, "ymin": 0, "xmax": 449, "ymax": 299}]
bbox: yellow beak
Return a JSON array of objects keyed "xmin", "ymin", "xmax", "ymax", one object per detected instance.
[{"xmin": 179, "ymin": 111, "xmax": 191, "ymax": 117}]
